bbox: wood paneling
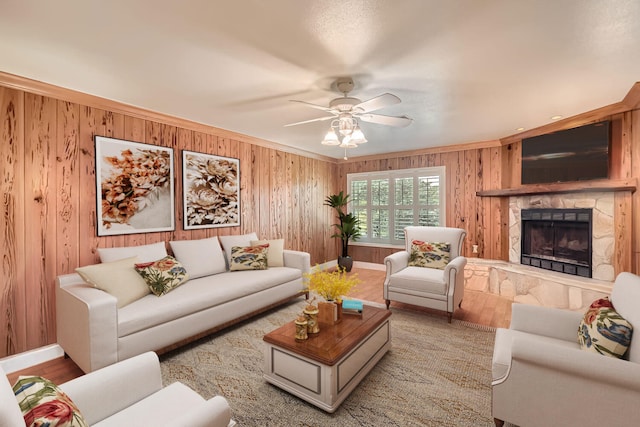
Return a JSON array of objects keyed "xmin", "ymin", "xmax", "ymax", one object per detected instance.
[{"xmin": 0, "ymin": 83, "xmax": 339, "ymax": 358}]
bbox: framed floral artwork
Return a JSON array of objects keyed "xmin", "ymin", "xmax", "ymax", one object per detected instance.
[
  {"xmin": 95, "ymin": 136, "xmax": 175, "ymax": 236},
  {"xmin": 182, "ymin": 150, "xmax": 240, "ymax": 229}
]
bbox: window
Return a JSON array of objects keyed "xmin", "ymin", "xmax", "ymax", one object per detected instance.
[{"xmin": 347, "ymin": 166, "xmax": 446, "ymax": 245}]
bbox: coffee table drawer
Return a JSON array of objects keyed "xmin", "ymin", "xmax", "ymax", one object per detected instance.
[
  {"xmin": 272, "ymin": 348, "xmax": 321, "ymax": 393},
  {"xmin": 338, "ymin": 321, "xmax": 390, "ymax": 391}
]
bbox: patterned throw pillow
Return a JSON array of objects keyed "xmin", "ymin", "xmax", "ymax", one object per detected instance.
[
  {"xmin": 134, "ymin": 256, "xmax": 189, "ymax": 296},
  {"xmin": 578, "ymin": 297, "xmax": 633, "ymax": 358},
  {"xmin": 229, "ymin": 244, "xmax": 269, "ymax": 271},
  {"xmin": 13, "ymin": 376, "xmax": 88, "ymax": 427},
  {"xmin": 408, "ymin": 240, "xmax": 451, "ymax": 269}
]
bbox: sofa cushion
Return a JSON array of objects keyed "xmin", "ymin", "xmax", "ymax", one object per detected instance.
[
  {"xmin": 389, "ymin": 266, "xmax": 447, "ymax": 295},
  {"xmin": 13, "ymin": 375, "xmax": 88, "ymax": 427},
  {"xmin": 578, "ymin": 297, "xmax": 633, "ymax": 359},
  {"xmin": 218, "ymin": 233, "xmax": 258, "ymax": 264},
  {"xmin": 76, "ymin": 257, "xmax": 150, "ymax": 308},
  {"xmin": 251, "ymin": 239, "xmax": 284, "ymax": 267},
  {"xmin": 134, "ymin": 256, "xmax": 190, "ymax": 296},
  {"xmin": 169, "ymin": 237, "xmax": 226, "ymax": 279},
  {"xmin": 98, "ymin": 242, "xmax": 168, "ymax": 263},
  {"xmin": 229, "ymin": 244, "xmax": 269, "ymax": 271},
  {"xmin": 408, "ymin": 240, "xmax": 450, "ymax": 270},
  {"xmin": 118, "ymin": 267, "xmax": 302, "ymax": 337}
]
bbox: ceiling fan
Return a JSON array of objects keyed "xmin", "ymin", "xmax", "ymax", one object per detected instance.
[{"xmin": 285, "ymin": 77, "xmax": 412, "ymax": 155}]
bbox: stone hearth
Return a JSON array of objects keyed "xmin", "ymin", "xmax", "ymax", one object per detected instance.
[{"xmin": 464, "ymin": 191, "xmax": 615, "ymax": 311}]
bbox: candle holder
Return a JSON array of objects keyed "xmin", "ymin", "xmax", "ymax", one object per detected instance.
[
  {"xmin": 294, "ymin": 313, "xmax": 308, "ymax": 341},
  {"xmin": 303, "ymin": 299, "xmax": 320, "ymax": 334}
]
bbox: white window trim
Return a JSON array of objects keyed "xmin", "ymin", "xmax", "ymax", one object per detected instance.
[{"xmin": 347, "ymin": 166, "xmax": 446, "ymax": 246}]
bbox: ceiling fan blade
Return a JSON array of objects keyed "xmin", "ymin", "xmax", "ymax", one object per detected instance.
[
  {"xmin": 290, "ymin": 100, "xmax": 336, "ymax": 113},
  {"xmin": 284, "ymin": 115, "xmax": 335, "ymax": 127},
  {"xmin": 353, "ymin": 93, "xmax": 401, "ymax": 113},
  {"xmin": 358, "ymin": 113, "xmax": 413, "ymax": 127}
]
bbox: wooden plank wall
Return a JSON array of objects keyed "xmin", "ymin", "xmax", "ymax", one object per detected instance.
[{"xmin": 0, "ymin": 85, "xmax": 339, "ymax": 358}]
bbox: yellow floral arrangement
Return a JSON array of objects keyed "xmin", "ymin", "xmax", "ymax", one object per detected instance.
[{"xmin": 303, "ymin": 266, "xmax": 361, "ymax": 303}]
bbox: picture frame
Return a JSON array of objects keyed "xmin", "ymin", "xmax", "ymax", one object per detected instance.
[
  {"xmin": 182, "ymin": 150, "xmax": 240, "ymax": 229},
  {"xmin": 94, "ymin": 136, "xmax": 175, "ymax": 236}
]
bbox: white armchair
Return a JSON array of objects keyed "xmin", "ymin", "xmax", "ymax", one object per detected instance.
[
  {"xmin": 492, "ymin": 272, "xmax": 640, "ymax": 427},
  {"xmin": 1, "ymin": 352, "xmax": 235, "ymax": 427},
  {"xmin": 383, "ymin": 226, "xmax": 467, "ymax": 322}
]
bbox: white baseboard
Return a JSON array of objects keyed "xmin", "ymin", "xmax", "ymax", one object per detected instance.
[
  {"xmin": 354, "ymin": 261, "xmax": 385, "ymax": 271},
  {"xmin": 0, "ymin": 344, "xmax": 64, "ymax": 374}
]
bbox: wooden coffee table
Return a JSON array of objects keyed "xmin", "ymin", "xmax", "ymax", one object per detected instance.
[{"xmin": 263, "ymin": 305, "xmax": 391, "ymax": 412}]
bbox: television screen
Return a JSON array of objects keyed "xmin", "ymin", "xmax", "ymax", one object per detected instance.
[{"xmin": 521, "ymin": 121, "xmax": 610, "ymax": 184}]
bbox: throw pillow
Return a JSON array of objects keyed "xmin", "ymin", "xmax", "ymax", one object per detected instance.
[
  {"xmin": 75, "ymin": 256, "xmax": 150, "ymax": 308},
  {"xmin": 578, "ymin": 297, "xmax": 633, "ymax": 358},
  {"xmin": 13, "ymin": 375, "xmax": 88, "ymax": 427},
  {"xmin": 219, "ymin": 232, "xmax": 259, "ymax": 264},
  {"xmin": 169, "ymin": 237, "xmax": 226, "ymax": 278},
  {"xmin": 97, "ymin": 241, "xmax": 168, "ymax": 263},
  {"xmin": 408, "ymin": 240, "xmax": 451, "ymax": 269},
  {"xmin": 134, "ymin": 256, "xmax": 189, "ymax": 296},
  {"xmin": 229, "ymin": 244, "xmax": 269, "ymax": 271},
  {"xmin": 251, "ymin": 238, "xmax": 285, "ymax": 267}
]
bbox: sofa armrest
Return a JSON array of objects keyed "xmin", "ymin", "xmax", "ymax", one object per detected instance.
[
  {"xmin": 509, "ymin": 303, "xmax": 583, "ymax": 341},
  {"xmin": 169, "ymin": 396, "xmax": 232, "ymax": 427},
  {"xmin": 283, "ymin": 250, "xmax": 311, "ymax": 274},
  {"xmin": 56, "ymin": 273, "xmax": 119, "ymax": 373},
  {"xmin": 384, "ymin": 251, "xmax": 410, "ymax": 277},
  {"xmin": 60, "ymin": 352, "xmax": 163, "ymax": 426}
]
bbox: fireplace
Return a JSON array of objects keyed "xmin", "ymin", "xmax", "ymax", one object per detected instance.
[{"xmin": 520, "ymin": 208, "xmax": 592, "ymax": 278}]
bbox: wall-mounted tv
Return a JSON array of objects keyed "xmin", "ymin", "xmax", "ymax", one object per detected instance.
[{"xmin": 521, "ymin": 120, "xmax": 610, "ymax": 185}]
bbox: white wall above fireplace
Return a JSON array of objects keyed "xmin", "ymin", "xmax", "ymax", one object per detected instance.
[{"xmin": 509, "ymin": 192, "xmax": 615, "ymax": 281}]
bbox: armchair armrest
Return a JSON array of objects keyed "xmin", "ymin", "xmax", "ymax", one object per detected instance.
[
  {"xmin": 60, "ymin": 352, "xmax": 163, "ymax": 426},
  {"xmin": 384, "ymin": 251, "xmax": 410, "ymax": 277},
  {"xmin": 510, "ymin": 303, "xmax": 583, "ymax": 341},
  {"xmin": 169, "ymin": 396, "xmax": 232, "ymax": 427},
  {"xmin": 283, "ymin": 250, "xmax": 311, "ymax": 274},
  {"xmin": 56, "ymin": 273, "xmax": 119, "ymax": 373}
]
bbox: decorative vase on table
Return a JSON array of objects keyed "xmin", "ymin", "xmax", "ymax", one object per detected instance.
[{"xmin": 317, "ymin": 300, "xmax": 342, "ymax": 325}]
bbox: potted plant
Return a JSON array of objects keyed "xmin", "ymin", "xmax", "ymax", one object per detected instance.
[{"xmin": 324, "ymin": 191, "xmax": 362, "ymax": 272}]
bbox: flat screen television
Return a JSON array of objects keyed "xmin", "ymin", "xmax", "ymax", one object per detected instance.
[{"xmin": 521, "ymin": 120, "xmax": 610, "ymax": 185}]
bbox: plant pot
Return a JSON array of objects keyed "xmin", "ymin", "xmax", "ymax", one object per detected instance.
[
  {"xmin": 318, "ymin": 301, "xmax": 342, "ymax": 325},
  {"xmin": 338, "ymin": 255, "xmax": 353, "ymax": 272}
]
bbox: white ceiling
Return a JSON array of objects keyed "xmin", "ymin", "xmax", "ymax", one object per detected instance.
[{"xmin": 1, "ymin": 0, "xmax": 640, "ymax": 159}]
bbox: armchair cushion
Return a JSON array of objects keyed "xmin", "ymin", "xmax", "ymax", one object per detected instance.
[
  {"xmin": 13, "ymin": 375, "xmax": 88, "ymax": 427},
  {"xmin": 408, "ymin": 240, "xmax": 450, "ymax": 269},
  {"xmin": 578, "ymin": 297, "xmax": 633, "ymax": 359},
  {"xmin": 388, "ymin": 266, "xmax": 446, "ymax": 295}
]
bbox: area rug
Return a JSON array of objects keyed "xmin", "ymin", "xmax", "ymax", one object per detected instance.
[{"xmin": 160, "ymin": 301, "xmax": 496, "ymax": 426}]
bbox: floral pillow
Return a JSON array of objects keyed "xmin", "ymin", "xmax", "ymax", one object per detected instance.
[
  {"xmin": 578, "ymin": 297, "xmax": 633, "ymax": 359},
  {"xmin": 134, "ymin": 256, "xmax": 189, "ymax": 296},
  {"xmin": 229, "ymin": 244, "xmax": 269, "ymax": 271},
  {"xmin": 13, "ymin": 375, "xmax": 88, "ymax": 427},
  {"xmin": 408, "ymin": 240, "xmax": 451, "ymax": 269}
]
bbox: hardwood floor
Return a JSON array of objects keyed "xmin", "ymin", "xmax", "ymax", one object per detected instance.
[{"xmin": 6, "ymin": 267, "xmax": 512, "ymax": 386}]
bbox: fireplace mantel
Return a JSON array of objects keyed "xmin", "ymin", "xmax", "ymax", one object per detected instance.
[{"xmin": 476, "ymin": 178, "xmax": 637, "ymax": 197}]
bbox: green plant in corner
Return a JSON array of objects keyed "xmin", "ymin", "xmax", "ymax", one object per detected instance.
[{"xmin": 324, "ymin": 191, "xmax": 362, "ymax": 271}]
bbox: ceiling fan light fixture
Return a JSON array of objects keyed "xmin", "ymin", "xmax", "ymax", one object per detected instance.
[
  {"xmin": 350, "ymin": 126, "xmax": 367, "ymax": 144},
  {"xmin": 339, "ymin": 135, "xmax": 358, "ymax": 148},
  {"xmin": 321, "ymin": 128, "xmax": 340, "ymax": 146}
]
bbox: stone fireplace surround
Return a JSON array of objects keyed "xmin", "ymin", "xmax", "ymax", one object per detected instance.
[{"xmin": 466, "ymin": 191, "xmax": 615, "ymax": 311}]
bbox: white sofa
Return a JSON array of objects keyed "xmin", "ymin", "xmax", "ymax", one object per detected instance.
[
  {"xmin": 57, "ymin": 233, "xmax": 310, "ymax": 373},
  {"xmin": 1, "ymin": 352, "xmax": 234, "ymax": 427}
]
